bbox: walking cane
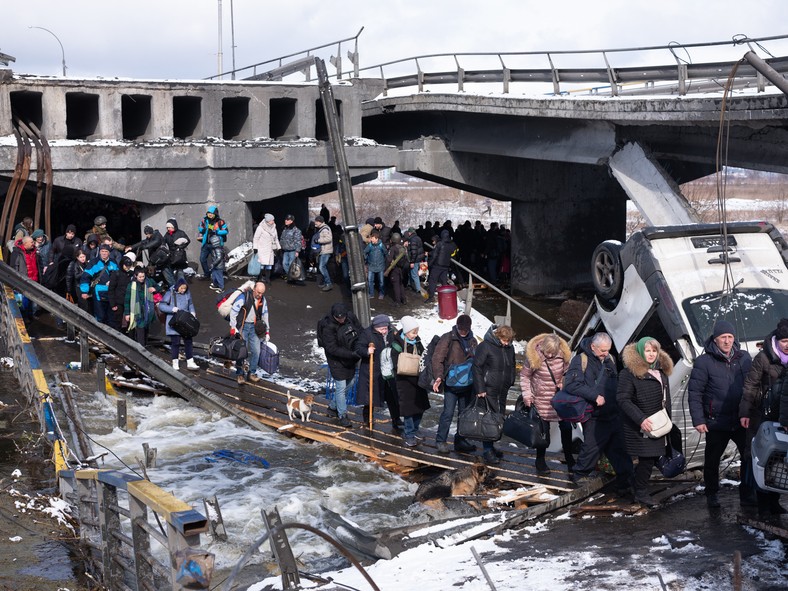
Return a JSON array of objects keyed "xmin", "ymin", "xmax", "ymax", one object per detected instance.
[{"xmin": 368, "ymin": 351, "xmax": 374, "ymax": 431}]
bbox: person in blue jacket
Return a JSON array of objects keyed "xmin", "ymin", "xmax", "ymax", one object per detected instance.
[
  {"xmin": 364, "ymin": 230, "xmax": 387, "ymax": 299},
  {"xmin": 197, "ymin": 206, "xmax": 228, "ymax": 288},
  {"xmin": 79, "ymin": 244, "xmax": 119, "ymax": 325},
  {"xmin": 158, "ymin": 278, "xmax": 199, "ymax": 371},
  {"xmin": 688, "ymin": 319, "xmax": 753, "ymax": 509}
]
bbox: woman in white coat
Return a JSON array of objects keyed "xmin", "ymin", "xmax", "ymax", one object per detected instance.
[{"xmin": 253, "ymin": 213, "xmax": 281, "ymax": 284}]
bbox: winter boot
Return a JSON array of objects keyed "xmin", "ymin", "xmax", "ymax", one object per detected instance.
[
  {"xmin": 186, "ymin": 358, "xmax": 199, "ymax": 371},
  {"xmin": 172, "ymin": 359, "xmax": 179, "ymax": 370},
  {"xmin": 535, "ymin": 449, "xmax": 551, "ymax": 474}
]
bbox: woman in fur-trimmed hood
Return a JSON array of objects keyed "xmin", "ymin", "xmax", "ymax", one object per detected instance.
[
  {"xmin": 618, "ymin": 337, "xmax": 674, "ymax": 506},
  {"xmin": 520, "ymin": 333, "xmax": 574, "ymax": 473}
]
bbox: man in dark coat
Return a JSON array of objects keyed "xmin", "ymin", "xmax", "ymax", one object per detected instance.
[
  {"xmin": 433, "ymin": 314, "xmax": 477, "ymax": 453},
  {"xmin": 107, "ymin": 253, "xmax": 136, "ymax": 331},
  {"xmin": 162, "ymin": 218, "xmax": 191, "ymax": 287},
  {"xmin": 404, "ymin": 227, "xmax": 425, "ymax": 294},
  {"xmin": 319, "ymin": 303, "xmax": 361, "ymax": 427},
  {"xmin": 426, "ymin": 229, "xmax": 458, "ymax": 303},
  {"xmin": 564, "ymin": 332, "xmax": 634, "ymax": 493},
  {"xmin": 47, "ymin": 224, "xmax": 82, "ymax": 297},
  {"xmin": 688, "ymin": 319, "xmax": 753, "ymax": 509},
  {"xmin": 127, "ymin": 225, "xmax": 163, "ymax": 266}
]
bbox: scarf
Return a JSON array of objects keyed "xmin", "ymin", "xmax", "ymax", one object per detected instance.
[
  {"xmin": 772, "ymin": 336, "xmax": 788, "ymax": 365},
  {"xmin": 636, "ymin": 336, "xmax": 660, "ymax": 369},
  {"xmin": 128, "ymin": 279, "xmax": 154, "ymax": 331}
]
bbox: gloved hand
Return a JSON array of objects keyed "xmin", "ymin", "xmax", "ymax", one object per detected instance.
[
  {"xmin": 172, "ymin": 307, "xmax": 179, "ymax": 313},
  {"xmin": 230, "ymin": 328, "xmax": 237, "ymax": 337}
]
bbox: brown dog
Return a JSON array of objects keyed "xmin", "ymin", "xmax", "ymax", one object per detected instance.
[
  {"xmin": 415, "ymin": 461, "xmax": 490, "ymax": 505},
  {"xmin": 286, "ymin": 391, "xmax": 314, "ymax": 422}
]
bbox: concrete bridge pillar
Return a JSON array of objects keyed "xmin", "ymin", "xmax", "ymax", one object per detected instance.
[{"xmin": 511, "ymin": 160, "xmax": 626, "ymax": 295}]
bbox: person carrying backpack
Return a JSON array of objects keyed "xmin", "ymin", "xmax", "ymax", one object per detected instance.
[
  {"xmin": 318, "ymin": 302, "xmax": 361, "ymax": 427},
  {"xmin": 432, "ymin": 314, "xmax": 478, "ymax": 453},
  {"xmin": 197, "ymin": 205, "xmax": 229, "ymax": 287}
]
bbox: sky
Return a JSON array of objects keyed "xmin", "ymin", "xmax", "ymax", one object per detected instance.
[{"xmin": 3, "ymin": 1, "xmax": 788, "ymax": 81}]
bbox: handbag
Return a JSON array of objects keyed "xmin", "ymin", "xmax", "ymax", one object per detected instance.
[
  {"xmin": 169, "ymin": 247, "xmax": 187, "ymax": 268},
  {"xmin": 656, "ymin": 443, "xmax": 686, "ymax": 478},
  {"xmin": 644, "ymin": 382, "xmax": 672, "ymax": 438},
  {"xmin": 551, "ymin": 390, "xmax": 593, "ymax": 423},
  {"xmin": 397, "ymin": 343, "xmax": 421, "ymax": 377},
  {"xmin": 288, "ymin": 257, "xmax": 305, "ymax": 282},
  {"xmin": 457, "ymin": 396, "xmax": 504, "ymax": 442},
  {"xmin": 247, "ymin": 252, "xmax": 261, "ymax": 276},
  {"xmin": 258, "ymin": 341, "xmax": 280, "ymax": 374},
  {"xmin": 209, "ymin": 335, "xmax": 248, "ymax": 361},
  {"xmin": 503, "ymin": 399, "xmax": 549, "ymax": 449},
  {"xmin": 168, "ymin": 310, "xmax": 200, "ymax": 339},
  {"xmin": 645, "ymin": 408, "xmax": 673, "ymax": 438}
]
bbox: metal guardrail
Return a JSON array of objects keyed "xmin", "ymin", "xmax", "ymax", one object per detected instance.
[
  {"xmin": 361, "ymin": 33, "xmax": 788, "ymax": 96},
  {"xmin": 59, "ymin": 469, "xmax": 211, "ymax": 591}
]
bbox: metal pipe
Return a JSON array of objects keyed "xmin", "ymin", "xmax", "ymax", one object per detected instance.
[{"xmin": 743, "ymin": 50, "xmax": 788, "ymax": 96}]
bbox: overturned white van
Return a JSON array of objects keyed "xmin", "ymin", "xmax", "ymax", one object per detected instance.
[{"xmin": 572, "ymin": 221, "xmax": 788, "ymax": 467}]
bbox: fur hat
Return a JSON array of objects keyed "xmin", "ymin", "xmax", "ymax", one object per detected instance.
[
  {"xmin": 400, "ymin": 315, "xmax": 419, "ymax": 334},
  {"xmin": 456, "ymin": 314, "xmax": 472, "ymax": 331},
  {"xmin": 372, "ymin": 314, "xmax": 389, "ymax": 328},
  {"xmin": 712, "ymin": 319, "xmax": 736, "ymax": 339}
]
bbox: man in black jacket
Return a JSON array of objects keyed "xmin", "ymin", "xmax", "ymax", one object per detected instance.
[
  {"xmin": 319, "ymin": 302, "xmax": 361, "ymax": 427},
  {"xmin": 426, "ymin": 229, "xmax": 457, "ymax": 303},
  {"xmin": 564, "ymin": 332, "xmax": 633, "ymax": 493},
  {"xmin": 127, "ymin": 225, "xmax": 163, "ymax": 266}
]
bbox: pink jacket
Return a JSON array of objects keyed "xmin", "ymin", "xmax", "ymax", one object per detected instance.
[{"xmin": 519, "ymin": 333, "xmax": 571, "ymax": 422}]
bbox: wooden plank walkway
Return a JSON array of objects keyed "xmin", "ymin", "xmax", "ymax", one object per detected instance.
[{"xmin": 196, "ymin": 366, "xmax": 576, "ymax": 493}]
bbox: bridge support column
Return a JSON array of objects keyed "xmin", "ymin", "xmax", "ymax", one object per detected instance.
[{"xmin": 511, "ymin": 161, "xmax": 626, "ymax": 295}]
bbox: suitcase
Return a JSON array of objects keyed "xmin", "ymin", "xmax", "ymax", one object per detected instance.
[
  {"xmin": 258, "ymin": 341, "xmax": 280, "ymax": 375},
  {"xmin": 209, "ymin": 336, "xmax": 248, "ymax": 361},
  {"xmin": 752, "ymin": 421, "xmax": 788, "ymax": 493},
  {"xmin": 168, "ymin": 310, "xmax": 200, "ymax": 338}
]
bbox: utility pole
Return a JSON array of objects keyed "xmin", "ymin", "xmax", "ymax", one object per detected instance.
[
  {"xmin": 315, "ymin": 58, "xmax": 370, "ymax": 327},
  {"xmin": 217, "ymin": 0, "xmax": 223, "ymax": 78}
]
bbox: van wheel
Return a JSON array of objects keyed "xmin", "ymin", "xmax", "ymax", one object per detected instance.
[{"xmin": 592, "ymin": 240, "xmax": 623, "ymax": 301}]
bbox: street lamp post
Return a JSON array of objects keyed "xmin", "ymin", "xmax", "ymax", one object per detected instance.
[{"xmin": 29, "ymin": 26, "xmax": 67, "ymax": 76}]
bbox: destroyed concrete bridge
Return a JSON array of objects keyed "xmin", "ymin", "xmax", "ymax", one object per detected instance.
[{"xmin": 3, "ymin": 35, "xmax": 788, "ymax": 294}]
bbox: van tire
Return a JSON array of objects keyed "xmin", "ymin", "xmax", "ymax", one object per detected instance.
[{"xmin": 592, "ymin": 240, "xmax": 623, "ymax": 302}]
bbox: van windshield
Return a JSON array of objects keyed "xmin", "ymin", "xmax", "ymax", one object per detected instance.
[{"xmin": 682, "ymin": 288, "xmax": 788, "ymax": 345}]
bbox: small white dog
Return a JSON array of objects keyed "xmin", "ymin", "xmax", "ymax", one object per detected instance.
[{"xmin": 286, "ymin": 391, "xmax": 314, "ymax": 423}]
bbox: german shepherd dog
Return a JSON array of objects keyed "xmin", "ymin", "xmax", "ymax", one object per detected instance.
[{"xmin": 415, "ymin": 461, "xmax": 490, "ymax": 506}]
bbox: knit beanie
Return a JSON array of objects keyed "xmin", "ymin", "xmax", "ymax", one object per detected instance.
[
  {"xmin": 264, "ymin": 213, "xmax": 275, "ymax": 223},
  {"xmin": 712, "ymin": 320, "xmax": 736, "ymax": 339},
  {"xmin": 775, "ymin": 319, "xmax": 788, "ymax": 340},
  {"xmin": 400, "ymin": 315, "xmax": 419, "ymax": 334},
  {"xmin": 372, "ymin": 314, "xmax": 389, "ymax": 328}
]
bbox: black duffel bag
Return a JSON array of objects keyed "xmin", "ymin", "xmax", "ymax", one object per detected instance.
[
  {"xmin": 503, "ymin": 399, "xmax": 549, "ymax": 449},
  {"xmin": 209, "ymin": 335, "xmax": 248, "ymax": 361},
  {"xmin": 457, "ymin": 396, "xmax": 504, "ymax": 442},
  {"xmin": 168, "ymin": 310, "xmax": 200, "ymax": 339}
]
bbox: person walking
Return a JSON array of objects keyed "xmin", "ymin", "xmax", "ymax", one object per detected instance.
[
  {"xmin": 279, "ymin": 214, "xmax": 303, "ymax": 279},
  {"xmin": 426, "ymin": 229, "xmax": 457, "ymax": 303},
  {"xmin": 618, "ymin": 337, "xmax": 674, "ymax": 507},
  {"xmin": 318, "ymin": 302, "xmax": 361, "ymax": 428},
  {"xmin": 364, "ymin": 230, "xmax": 386, "ymax": 300},
  {"xmin": 404, "ymin": 227, "xmax": 425, "ymax": 294},
  {"xmin": 433, "ymin": 314, "xmax": 478, "ymax": 454},
  {"xmin": 391, "ymin": 316, "xmax": 430, "ymax": 446},
  {"xmin": 472, "ymin": 325, "xmax": 516, "ymax": 465},
  {"xmin": 124, "ymin": 267, "xmax": 158, "ymax": 346},
  {"xmin": 385, "ymin": 233, "xmax": 409, "ymax": 306},
  {"xmin": 520, "ymin": 332, "xmax": 574, "ymax": 474},
  {"xmin": 161, "ymin": 218, "xmax": 190, "ymax": 288},
  {"xmin": 564, "ymin": 332, "xmax": 634, "ymax": 494},
  {"xmin": 688, "ymin": 320, "xmax": 753, "ymax": 509},
  {"xmin": 79, "ymin": 244, "xmax": 119, "ymax": 325},
  {"xmin": 253, "ymin": 213, "xmax": 280, "ymax": 284},
  {"xmin": 107, "ymin": 253, "xmax": 136, "ymax": 331},
  {"xmin": 229, "ymin": 281, "xmax": 269, "ymax": 384},
  {"xmin": 355, "ymin": 314, "xmax": 400, "ymax": 427},
  {"xmin": 126, "ymin": 225, "xmax": 163, "ymax": 267},
  {"xmin": 157, "ymin": 278, "xmax": 200, "ymax": 371},
  {"xmin": 66, "ymin": 249, "xmax": 92, "ymax": 316},
  {"xmin": 314, "ymin": 215, "xmax": 334, "ymax": 292},
  {"xmin": 197, "ymin": 205, "xmax": 228, "ymax": 287},
  {"xmin": 740, "ymin": 319, "xmax": 788, "ymax": 516}
]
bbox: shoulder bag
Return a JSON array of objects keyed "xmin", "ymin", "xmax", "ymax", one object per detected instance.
[
  {"xmin": 445, "ymin": 338, "xmax": 474, "ymax": 390},
  {"xmin": 458, "ymin": 396, "xmax": 504, "ymax": 442},
  {"xmin": 656, "ymin": 436, "xmax": 686, "ymax": 478},
  {"xmin": 644, "ymin": 379, "xmax": 673, "ymax": 438},
  {"xmin": 169, "ymin": 309, "xmax": 200, "ymax": 339},
  {"xmin": 209, "ymin": 335, "xmax": 248, "ymax": 361},
  {"xmin": 397, "ymin": 342, "xmax": 421, "ymax": 377},
  {"xmin": 503, "ymin": 398, "xmax": 549, "ymax": 449}
]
